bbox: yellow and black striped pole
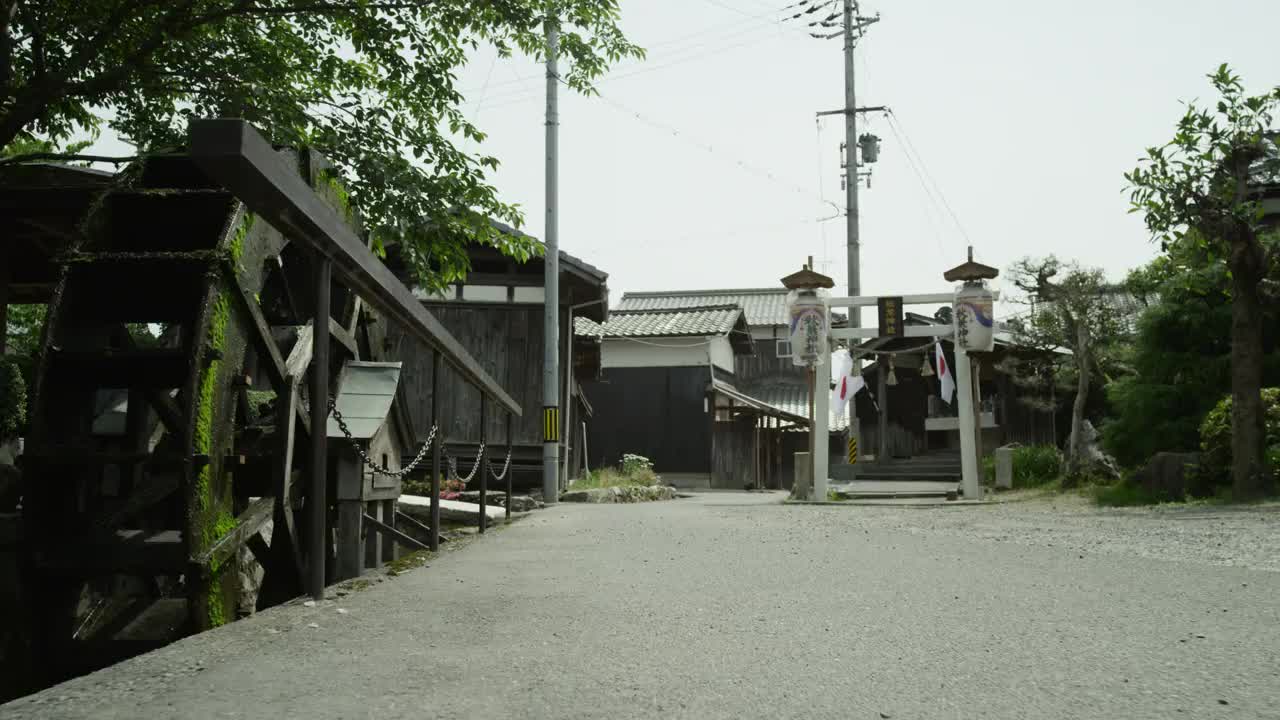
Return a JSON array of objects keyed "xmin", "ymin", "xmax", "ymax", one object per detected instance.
[
  {"xmin": 543, "ymin": 406, "xmax": 561, "ymax": 444},
  {"xmin": 847, "ymin": 436, "xmax": 858, "ymax": 464}
]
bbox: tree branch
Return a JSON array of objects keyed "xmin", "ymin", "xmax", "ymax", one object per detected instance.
[{"xmin": 0, "ymin": 152, "xmax": 138, "ymax": 167}]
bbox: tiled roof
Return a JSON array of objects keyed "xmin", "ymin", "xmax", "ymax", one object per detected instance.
[
  {"xmin": 575, "ymin": 304, "xmax": 743, "ymax": 338},
  {"xmin": 738, "ymin": 380, "xmax": 850, "ymax": 432},
  {"xmin": 618, "ymin": 289, "xmax": 791, "ymax": 327}
]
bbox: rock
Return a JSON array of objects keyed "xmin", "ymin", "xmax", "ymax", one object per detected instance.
[
  {"xmin": 303, "ymin": 600, "xmax": 316, "ymax": 608},
  {"xmin": 1075, "ymin": 420, "xmax": 1121, "ymax": 480},
  {"xmin": 559, "ymin": 485, "xmax": 675, "ymax": 503},
  {"xmin": 1132, "ymin": 452, "xmax": 1201, "ymax": 501}
]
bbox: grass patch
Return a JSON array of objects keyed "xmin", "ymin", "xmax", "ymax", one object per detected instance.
[
  {"xmin": 386, "ymin": 549, "xmax": 434, "ymax": 576},
  {"xmin": 1092, "ymin": 481, "xmax": 1162, "ymax": 507},
  {"xmin": 568, "ymin": 466, "xmax": 659, "ymax": 491}
]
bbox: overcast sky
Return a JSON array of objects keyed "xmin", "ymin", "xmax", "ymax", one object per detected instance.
[
  {"xmin": 79, "ymin": 0, "xmax": 1279, "ymax": 323},
  {"xmin": 442, "ymin": 0, "xmax": 1278, "ymax": 321}
]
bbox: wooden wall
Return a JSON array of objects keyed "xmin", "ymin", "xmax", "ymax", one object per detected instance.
[
  {"xmin": 734, "ymin": 343, "xmax": 797, "ymax": 383},
  {"xmin": 711, "ymin": 417, "xmax": 756, "ymax": 489},
  {"xmin": 581, "ymin": 367, "xmax": 711, "ymax": 474},
  {"xmin": 386, "ymin": 303, "xmax": 585, "ymax": 450}
]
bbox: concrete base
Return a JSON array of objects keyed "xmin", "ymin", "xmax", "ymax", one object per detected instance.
[{"xmin": 398, "ymin": 495, "xmax": 507, "ymax": 526}]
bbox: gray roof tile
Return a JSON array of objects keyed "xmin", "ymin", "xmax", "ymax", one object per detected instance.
[
  {"xmin": 575, "ymin": 304, "xmax": 742, "ymax": 338},
  {"xmin": 739, "ymin": 380, "xmax": 850, "ymax": 432},
  {"xmin": 618, "ymin": 289, "xmax": 791, "ymax": 327}
]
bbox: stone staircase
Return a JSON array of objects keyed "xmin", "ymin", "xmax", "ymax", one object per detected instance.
[{"xmin": 829, "ymin": 451, "xmax": 962, "ymax": 499}]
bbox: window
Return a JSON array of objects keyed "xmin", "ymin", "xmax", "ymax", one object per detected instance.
[
  {"xmin": 513, "ymin": 286, "xmax": 545, "ymax": 304},
  {"xmin": 776, "ymin": 339, "xmax": 793, "ymax": 358},
  {"xmin": 461, "ymin": 285, "xmax": 507, "ymax": 302}
]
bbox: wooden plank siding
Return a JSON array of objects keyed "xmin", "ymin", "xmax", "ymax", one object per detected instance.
[
  {"xmin": 385, "ymin": 303, "xmax": 595, "ymax": 483},
  {"xmin": 581, "ymin": 367, "xmax": 712, "ymax": 475}
]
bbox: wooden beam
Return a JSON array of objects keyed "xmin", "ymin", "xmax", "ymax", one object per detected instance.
[
  {"xmin": 274, "ymin": 383, "xmax": 305, "ymax": 583},
  {"xmin": 246, "ymin": 532, "xmax": 271, "ymax": 567},
  {"xmin": 362, "ymin": 512, "xmax": 430, "ymax": 553},
  {"xmin": 189, "ymin": 120, "xmax": 520, "ymax": 416},
  {"xmin": 284, "ymin": 323, "xmax": 314, "ymax": 381},
  {"xmin": 394, "ymin": 510, "xmax": 447, "ymax": 544},
  {"xmin": 222, "ymin": 262, "xmax": 288, "ymax": 389},
  {"xmin": 328, "ymin": 315, "xmax": 358, "ymax": 358},
  {"xmin": 827, "ymin": 291, "xmax": 1000, "ymax": 308},
  {"xmin": 86, "ymin": 472, "xmax": 182, "ymax": 535},
  {"xmin": 192, "ymin": 496, "xmax": 275, "ymax": 571}
]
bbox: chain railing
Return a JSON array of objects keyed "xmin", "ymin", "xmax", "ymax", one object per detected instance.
[
  {"xmin": 323, "ymin": 395, "xmax": 437, "ymax": 479},
  {"xmin": 305, "ymin": 391, "xmax": 510, "ymax": 485},
  {"xmin": 488, "ymin": 446, "xmax": 513, "ymax": 481},
  {"xmin": 444, "ymin": 442, "xmax": 486, "ymax": 485}
]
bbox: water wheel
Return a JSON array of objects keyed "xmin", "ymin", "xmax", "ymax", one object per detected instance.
[{"xmin": 20, "ymin": 150, "xmax": 361, "ymax": 685}]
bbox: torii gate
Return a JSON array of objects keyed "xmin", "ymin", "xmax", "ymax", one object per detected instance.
[{"xmin": 797, "ymin": 249, "xmax": 999, "ymax": 501}]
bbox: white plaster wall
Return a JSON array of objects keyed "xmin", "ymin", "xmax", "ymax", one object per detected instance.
[{"xmin": 602, "ymin": 336, "xmax": 734, "ymax": 372}]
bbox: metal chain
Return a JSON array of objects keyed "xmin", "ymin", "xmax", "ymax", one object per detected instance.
[
  {"xmin": 488, "ymin": 446, "xmax": 513, "ymax": 481},
  {"xmin": 444, "ymin": 442, "xmax": 486, "ymax": 485},
  {"xmin": 325, "ymin": 395, "xmax": 437, "ymax": 478}
]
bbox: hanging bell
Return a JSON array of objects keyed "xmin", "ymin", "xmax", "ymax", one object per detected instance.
[
  {"xmin": 920, "ymin": 351, "xmax": 935, "ymax": 377},
  {"xmin": 886, "ymin": 356, "xmax": 898, "ymax": 386}
]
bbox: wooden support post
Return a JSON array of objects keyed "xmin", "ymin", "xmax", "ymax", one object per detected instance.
[
  {"xmin": 973, "ymin": 357, "xmax": 983, "ymax": 470},
  {"xmin": 505, "ymin": 413, "xmax": 513, "ymax": 520},
  {"xmin": 878, "ymin": 356, "xmax": 888, "ymax": 463},
  {"xmin": 335, "ymin": 451, "xmax": 363, "ymax": 581},
  {"xmin": 308, "ymin": 255, "xmax": 331, "ymax": 600},
  {"xmin": 429, "ymin": 351, "xmax": 442, "ymax": 552},
  {"xmin": 274, "ymin": 383, "xmax": 304, "ymax": 584},
  {"xmin": 364, "ymin": 501, "xmax": 381, "ymax": 569},
  {"xmin": 381, "ymin": 499, "xmax": 395, "ymax": 564},
  {"xmin": 478, "ymin": 395, "xmax": 488, "ymax": 534}
]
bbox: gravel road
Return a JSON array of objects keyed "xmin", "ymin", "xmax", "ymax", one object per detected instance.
[{"xmin": 3, "ymin": 492, "xmax": 1278, "ymax": 719}]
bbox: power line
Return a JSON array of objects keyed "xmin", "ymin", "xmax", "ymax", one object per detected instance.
[
  {"xmin": 566, "ymin": 77, "xmax": 828, "ymax": 205},
  {"xmin": 872, "ymin": 115, "xmax": 948, "ymax": 256},
  {"xmin": 477, "ymin": 23, "xmax": 794, "ymax": 112},
  {"xmin": 885, "ymin": 110, "xmax": 971, "ymax": 246}
]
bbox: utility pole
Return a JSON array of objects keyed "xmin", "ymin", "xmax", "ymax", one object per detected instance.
[
  {"xmin": 842, "ymin": 0, "xmax": 861, "ymax": 308},
  {"xmin": 835, "ymin": 1, "xmax": 879, "ymax": 466},
  {"xmin": 542, "ymin": 16, "xmax": 561, "ymax": 505}
]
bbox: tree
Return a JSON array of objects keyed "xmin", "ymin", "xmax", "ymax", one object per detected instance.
[
  {"xmin": 1009, "ymin": 256, "xmax": 1124, "ymax": 480},
  {"xmin": 1103, "ymin": 243, "xmax": 1280, "ymax": 470},
  {"xmin": 0, "ymin": 1, "xmax": 642, "ymax": 290},
  {"xmin": 1125, "ymin": 65, "xmax": 1280, "ymax": 499}
]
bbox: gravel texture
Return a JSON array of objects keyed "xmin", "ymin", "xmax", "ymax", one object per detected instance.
[{"xmin": 2, "ymin": 491, "xmax": 1278, "ymax": 719}]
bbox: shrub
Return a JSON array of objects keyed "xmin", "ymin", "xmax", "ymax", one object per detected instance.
[
  {"xmin": 570, "ymin": 454, "xmax": 661, "ymax": 490},
  {"xmin": 621, "ymin": 453, "xmax": 653, "ymax": 475},
  {"xmin": 1012, "ymin": 444, "xmax": 1062, "ymax": 487},
  {"xmin": 1198, "ymin": 387, "xmax": 1280, "ymax": 491}
]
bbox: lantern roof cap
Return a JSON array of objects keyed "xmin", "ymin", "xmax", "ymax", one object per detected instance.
[
  {"xmin": 781, "ymin": 257, "xmax": 835, "ymax": 290},
  {"xmin": 943, "ymin": 246, "xmax": 999, "ymax": 282}
]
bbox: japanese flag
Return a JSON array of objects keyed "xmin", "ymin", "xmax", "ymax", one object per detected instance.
[
  {"xmin": 831, "ymin": 350, "xmax": 865, "ymax": 417},
  {"xmin": 936, "ymin": 341, "xmax": 955, "ymax": 405}
]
